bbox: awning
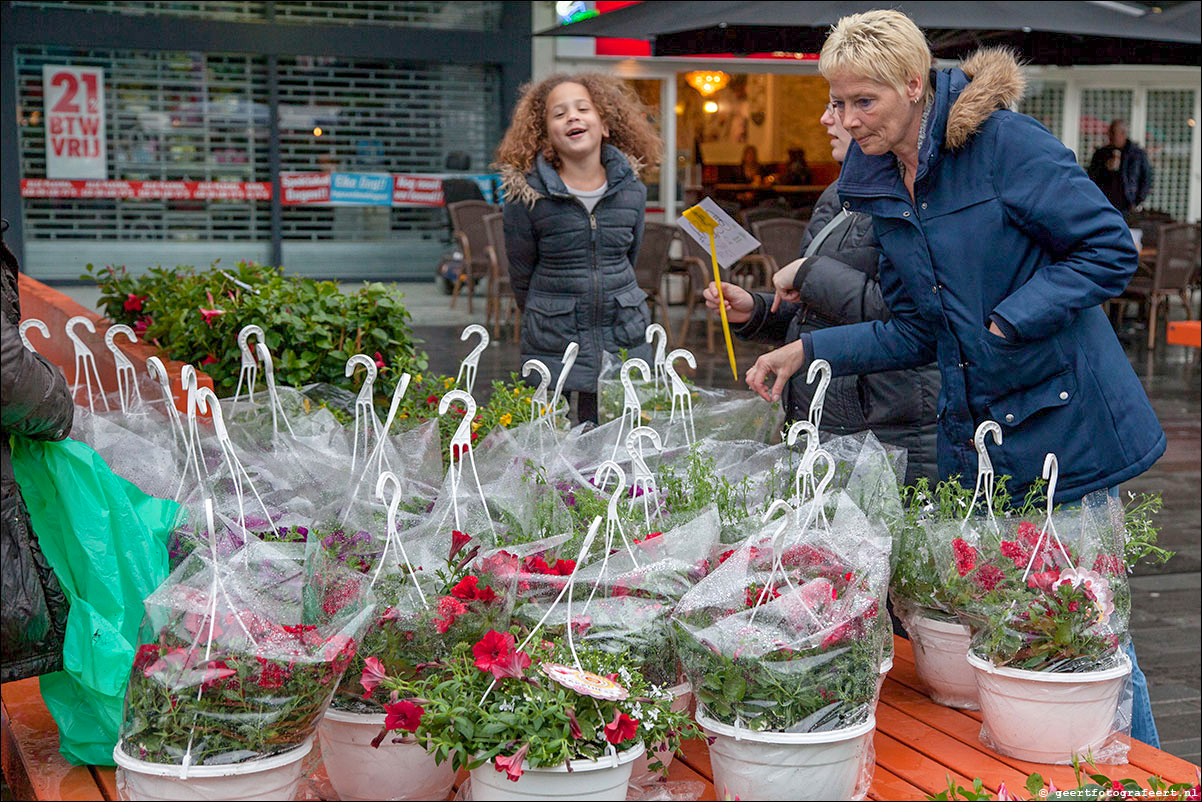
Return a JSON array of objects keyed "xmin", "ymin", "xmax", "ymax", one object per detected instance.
[{"xmin": 540, "ymin": 1, "xmax": 1200, "ymax": 66}]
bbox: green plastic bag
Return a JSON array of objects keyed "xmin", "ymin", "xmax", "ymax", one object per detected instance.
[{"xmin": 10, "ymin": 435, "xmax": 179, "ymax": 766}]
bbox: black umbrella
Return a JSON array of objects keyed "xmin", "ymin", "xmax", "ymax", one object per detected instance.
[{"xmin": 540, "ymin": 1, "xmax": 1200, "ymax": 66}]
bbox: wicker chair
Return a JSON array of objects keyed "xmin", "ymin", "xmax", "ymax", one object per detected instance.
[
  {"xmin": 633, "ymin": 222, "xmax": 676, "ymax": 334},
  {"xmin": 482, "ymin": 212, "xmax": 520, "ymax": 341},
  {"xmin": 1116, "ymin": 221, "xmax": 1201, "ymax": 349},
  {"xmin": 447, "ymin": 199, "xmax": 496, "ymax": 313}
]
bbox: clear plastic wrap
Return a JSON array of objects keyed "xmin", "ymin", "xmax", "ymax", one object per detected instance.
[
  {"xmin": 955, "ymin": 469, "xmax": 1133, "ymax": 764},
  {"xmin": 671, "ymin": 480, "xmax": 892, "ymax": 737},
  {"xmin": 115, "ymin": 520, "xmax": 375, "ymax": 771}
]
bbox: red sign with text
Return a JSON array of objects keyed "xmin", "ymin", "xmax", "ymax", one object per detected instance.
[
  {"xmin": 42, "ymin": 66, "xmax": 107, "ymax": 179},
  {"xmin": 20, "ymin": 179, "xmax": 271, "ymax": 200}
]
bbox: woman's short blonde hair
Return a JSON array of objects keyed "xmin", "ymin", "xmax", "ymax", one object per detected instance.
[{"xmin": 819, "ymin": 10, "xmax": 933, "ymax": 100}]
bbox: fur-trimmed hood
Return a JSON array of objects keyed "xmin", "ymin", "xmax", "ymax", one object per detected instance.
[
  {"xmin": 498, "ymin": 144, "xmax": 643, "ymax": 208},
  {"xmin": 944, "ymin": 47, "xmax": 1027, "ymax": 149}
]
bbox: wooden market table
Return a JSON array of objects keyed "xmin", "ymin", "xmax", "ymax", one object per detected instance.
[{"xmin": 4, "ymin": 636, "xmax": 1199, "ymax": 801}]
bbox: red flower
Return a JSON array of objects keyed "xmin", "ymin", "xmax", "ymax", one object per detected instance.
[
  {"xmin": 493, "ymin": 742, "xmax": 530, "ymax": 782},
  {"xmin": 373, "ymin": 351, "xmax": 385, "ymax": 370},
  {"xmin": 360, "ymin": 656, "xmax": 388, "ymax": 698},
  {"xmin": 974, "ymin": 564, "xmax": 1006, "ymax": 591},
  {"xmin": 550, "ymin": 559, "xmax": 576, "ymax": 576},
  {"xmin": 717, "ymin": 549, "xmax": 736, "ymax": 565},
  {"xmin": 434, "ymin": 596, "xmax": 468, "ymax": 633},
  {"xmin": 952, "ymin": 538, "xmax": 978, "ymax": 576},
  {"xmin": 522, "ymin": 555, "xmax": 551, "ymax": 574},
  {"xmin": 200, "ymin": 354, "xmax": 218, "ymax": 366},
  {"xmin": 633, "ymin": 532, "xmax": 662, "ymax": 544},
  {"xmin": 1027, "ymin": 569, "xmax": 1062, "ymax": 593},
  {"xmin": 451, "ymin": 575, "xmax": 497, "ymax": 604},
  {"xmin": 133, "ymin": 316, "xmax": 152, "ymax": 334},
  {"xmin": 199, "ymin": 307, "xmax": 226, "ymax": 326},
  {"xmin": 604, "ymin": 711, "xmax": 639, "ymax": 744},
  {"xmin": 820, "ymin": 621, "xmax": 856, "ymax": 650},
  {"xmin": 324, "ymin": 634, "xmax": 357, "ymax": 673},
  {"xmin": 384, "ymin": 699, "xmax": 424, "ymax": 732},
  {"xmin": 1000, "ymin": 539, "xmax": 1025, "ymax": 568},
  {"xmin": 426, "ymin": 394, "xmax": 439, "ymax": 405},
  {"xmin": 132, "ymin": 643, "xmax": 160, "ymax": 672},
  {"xmin": 473, "ymin": 630, "xmax": 515, "ymax": 672},
  {"xmin": 200, "ymin": 659, "xmax": 236, "ymax": 691},
  {"xmin": 472, "ymin": 630, "xmax": 531, "ymax": 679},
  {"xmin": 255, "ymin": 657, "xmax": 291, "ymax": 689},
  {"xmin": 565, "ymin": 707, "xmax": 583, "ymax": 740},
  {"xmin": 450, "ymin": 529, "xmax": 472, "ymax": 560},
  {"xmin": 124, "ymin": 293, "xmax": 145, "ymax": 312}
]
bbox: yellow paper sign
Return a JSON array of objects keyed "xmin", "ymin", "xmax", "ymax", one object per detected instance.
[{"xmin": 681, "ymin": 204, "xmax": 739, "ymax": 380}]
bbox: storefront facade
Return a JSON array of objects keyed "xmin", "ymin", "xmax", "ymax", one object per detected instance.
[
  {"xmin": 2, "ymin": 1, "xmax": 531, "ymax": 280},
  {"xmin": 538, "ymin": 2, "xmax": 1201, "ymax": 228}
]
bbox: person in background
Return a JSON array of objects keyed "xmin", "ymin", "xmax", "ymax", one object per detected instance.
[
  {"xmin": 495, "ymin": 73, "xmax": 662, "ymax": 425},
  {"xmin": 1088, "ymin": 119, "xmax": 1153, "ymax": 217},
  {"xmin": 705, "ymin": 104, "xmax": 940, "ymax": 485},
  {"xmin": 1, "ymin": 225, "xmax": 75, "ymax": 682},
  {"xmin": 740, "ymin": 10, "xmax": 1161, "ymax": 746},
  {"xmin": 739, "ymin": 144, "xmax": 765, "ymax": 185},
  {"xmin": 783, "ymin": 147, "xmax": 812, "ymax": 185}
]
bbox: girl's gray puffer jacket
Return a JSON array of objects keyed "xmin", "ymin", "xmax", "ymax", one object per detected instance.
[
  {"xmin": 733, "ymin": 182, "xmax": 941, "ymax": 485},
  {"xmin": 502, "ymin": 144, "xmax": 653, "ymax": 393}
]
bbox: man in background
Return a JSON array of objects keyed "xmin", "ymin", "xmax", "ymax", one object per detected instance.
[{"xmin": 1088, "ymin": 119, "xmax": 1153, "ymax": 217}]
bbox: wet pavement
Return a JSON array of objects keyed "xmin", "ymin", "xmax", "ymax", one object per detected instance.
[{"xmin": 52, "ymin": 279, "xmax": 1202, "ymax": 763}]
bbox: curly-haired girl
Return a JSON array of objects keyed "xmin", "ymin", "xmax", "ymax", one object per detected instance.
[{"xmin": 496, "ymin": 73, "xmax": 662, "ymax": 424}]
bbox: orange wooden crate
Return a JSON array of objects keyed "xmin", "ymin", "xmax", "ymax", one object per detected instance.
[
  {"xmin": 4, "ymin": 636, "xmax": 1199, "ymax": 801},
  {"xmin": 1167, "ymin": 320, "xmax": 1201, "ymax": 348}
]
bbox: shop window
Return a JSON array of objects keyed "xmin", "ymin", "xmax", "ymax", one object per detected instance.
[
  {"xmin": 1078, "ymin": 88, "xmax": 1133, "ymax": 168},
  {"xmin": 1143, "ymin": 89, "xmax": 1195, "ymax": 222},
  {"xmin": 1019, "ymin": 80, "xmax": 1065, "ymax": 142}
]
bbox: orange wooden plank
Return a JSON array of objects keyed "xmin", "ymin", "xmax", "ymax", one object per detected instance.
[
  {"xmin": 663, "ymin": 755, "xmax": 717, "ymax": 801},
  {"xmin": 875, "ymin": 699, "xmax": 1032, "ymax": 793},
  {"xmin": 0, "ymin": 678, "xmax": 107, "ymax": 801},
  {"xmin": 1125, "ymin": 740, "xmax": 1202, "ymax": 783},
  {"xmin": 867, "ymin": 763, "xmax": 927, "ymax": 801},
  {"xmin": 677, "ymin": 735, "xmax": 714, "ymax": 780},
  {"xmin": 1167, "ymin": 320, "xmax": 1201, "ymax": 348},
  {"xmin": 90, "ymin": 766, "xmax": 118, "ymax": 801},
  {"xmin": 873, "ymin": 729, "xmax": 979, "ymax": 796}
]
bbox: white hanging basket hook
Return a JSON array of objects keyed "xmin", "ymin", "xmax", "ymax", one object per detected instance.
[
  {"xmin": 964, "ymin": 420, "xmax": 1003, "ymax": 528},
  {"xmin": 806, "ymin": 359, "xmax": 831, "ymax": 430},
  {"xmin": 456, "ymin": 324, "xmax": 489, "ymax": 396},
  {"xmin": 65, "ymin": 315, "xmax": 109, "ymax": 412},
  {"xmin": 232, "ymin": 324, "xmax": 265, "ymax": 407}
]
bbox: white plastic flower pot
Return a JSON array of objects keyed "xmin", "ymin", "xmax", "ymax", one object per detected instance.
[
  {"xmin": 909, "ymin": 615, "xmax": 980, "ymax": 709},
  {"xmin": 113, "ymin": 737, "xmax": 313, "ymax": 801},
  {"xmin": 697, "ymin": 708, "xmax": 876, "ymax": 802},
  {"xmin": 317, "ymin": 708, "xmax": 454, "ymax": 801},
  {"xmin": 968, "ymin": 651, "xmax": 1132, "ymax": 764},
  {"xmin": 629, "ymin": 681, "xmax": 693, "ymax": 786},
  {"xmin": 469, "ymin": 741, "xmax": 645, "ymax": 801}
]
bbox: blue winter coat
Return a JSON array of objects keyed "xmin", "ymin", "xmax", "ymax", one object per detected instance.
[
  {"xmin": 501, "ymin": 144, "xmax": 652, "ymax": 393},
  {"xmin": 809, "ymin": 48, "xmax": 1164, "ymax": 502}
]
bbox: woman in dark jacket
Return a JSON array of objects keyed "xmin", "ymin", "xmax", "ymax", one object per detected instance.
[
  {"xmin": 1, "ymin": 231, "xmax": 74, "ymax": 682},
  {"xmin": 712, "ymin": 103, "xmax": 940, "ymax": 485},
  {"xmin": 496, "ymin": 74, "xmax": 662, "ymax": 423}
]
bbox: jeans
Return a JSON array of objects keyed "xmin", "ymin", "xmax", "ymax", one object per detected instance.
[
  {"xmin": 1126, "ymin": 638, "xmax": 1160, "ymax": 747},
  {"xmin": 1071, "ymin": 487, "xmax": 1160, "ymax": 748}
]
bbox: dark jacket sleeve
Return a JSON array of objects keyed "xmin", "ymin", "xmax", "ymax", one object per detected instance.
[
  {"xmin": 503, "ymin": 200, "xmax": 536, "ymax": 311},
  {"xmin": 731, "ymin": 292, "xmax": 797, "ymax": 345},
  {"xmin": 796, "ymin": 253, "xmax": 890, "ymax": 324},
  {"xmin": 1, "ymin": 315, "xmax": 73, "ymax": 442},
  {"xmin": 1132, "ymin": 146, "xmax": 1153, "ymax": 207}
]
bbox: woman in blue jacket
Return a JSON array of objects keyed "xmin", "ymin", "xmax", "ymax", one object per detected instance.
[{"xmin": 740, "ymin": 10, "xmax": 1163, "ymax": 745}]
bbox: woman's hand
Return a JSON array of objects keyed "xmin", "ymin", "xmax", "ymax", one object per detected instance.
[
  {"xmin": 770, "ymin": 258, "xmax": 806, "ymax": 313},
  {"xmin": 745, "ymin": 339, "xmax": 808, "ymax": 403},
  {"xmin": 987, "ymin": 320, "xmax": 1007, "ymax": 339},
  {"xmin": 703, "ymin": 281, "xmax": 754, "ymax": 324}
]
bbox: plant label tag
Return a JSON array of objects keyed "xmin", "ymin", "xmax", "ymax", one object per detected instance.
[
  {"xmin": 539, "ymin": 663, "xmax": 628, "ymax": 701},
  {"xmin": 677, "ymin": 197, "xmax": 760, "ymax": 268}
]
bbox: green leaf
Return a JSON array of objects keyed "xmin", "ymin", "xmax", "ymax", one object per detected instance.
[
  {"xmin": 1026, "ymin": 772, "xmax": 1044, "ymax": 797},
  {"xmin": 722, "ymin": 674, "xmax": 746, "ymax": 702}
]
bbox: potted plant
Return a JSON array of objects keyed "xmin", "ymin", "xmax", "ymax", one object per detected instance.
[
  {"xmin": 893, "ymin": 474, "xmax": 1166, "ymax": 715},
  {"xmin": 958, "ymin": 490, "xmax": 1137, "ymax": 765},
  {"xmin": 671, "ymin": 493, "xmax": 892, "ymax": 802},
  {"xmin": 319, "ymin": 544, "xmax": 510, "ymax": 802},
  {"xmin": 114, "ymin": 540, "xmax": 374, "ymax": 801},
  {"xmin": 372, "ymin": 630, "xmax": 698, "ymax": 801}
]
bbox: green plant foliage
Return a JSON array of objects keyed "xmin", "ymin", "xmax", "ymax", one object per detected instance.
[{"xmin": 85, "ymin": 261, "xmax": 427, "ymax": 394}]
